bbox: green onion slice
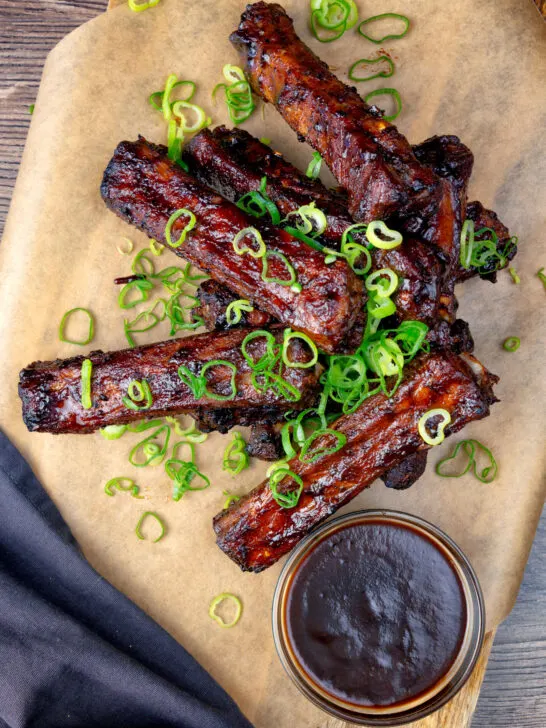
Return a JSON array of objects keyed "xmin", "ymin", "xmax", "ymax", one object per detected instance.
[
  {"xmin": 282, "ymin": 329, "xmax": 319, "ymax": 369},
  {"xmin": 537, "ymin": 267, "xmax": 546, "ymax": 290},
  {"xmin": 59, "ymin": 308, "xmax": 95, "ymax": 346},
  {"xmin": 236, "ymin": 179, "xmax": 281, "ymax": 225},
  {"xmin": 366, "ymin": 220, "xmax": 403, "ymax": 250},
  {"xmin": 357, "ymin": 13, "xmax": 410, "ymax": 43},
  {"xmin": 284, "ymin": 202, "xmax": 327, "ymax": 238},
  {"xmin": 100, "ymin": 425, "xmax": 127, "ymax": 440},
  {"xmin": 209, "ymin": 593, "xmax": 243, "ymax": 628},
  {"xmin": 241, "ymin": 330, "xmax": 279, "ymax": 371},
  {"xmin": 232, "ymin": 227, "xmax": 266, "ymax": 258},
  {"xmin": 172, "ymin": 100, "xmax": 211, "ymax": 134},
  {"xmin": 503, "ymin": 336, "xmax": 520, "ymax": 352},
  {"xmin": 128, "ymin": 0, "xmax": 161, "ymax": 13},
  {"xmin": 305, "ymin": 152, "xmax": 323, "ymax": 179},
  {"xmin": 261, "ymin": 250, "xmax": 298, "ymax": 288},
  {"xmin": 117, "ymin": 237, "xmax": 134, "ymax": 255},
  {"xmin": 104, "ymin": 477, "xmax": 143, "ymax": 499},
  {"xmin": 201, "ymin": 360, "xmax": 238, "ymax": 402},
  {"xmin": 149, "ymin": 79, "xmax": 195, "ymax": 112},
  {"xmin": 367, "ymin": 293, "xmax": 396, "ymax": 320},
  {"xmin": 365, "ymin": 268, "xmax": 399, "ymax": 298},
  {"xmin": 225, "ymin": 299, "xmax": 254, "ymax": 325},
  {"xmin": 223, "ymin": 432, "xmax": 249, "ymax": 476},
  {"xmin": 269, "ymin": 467, "xmax": 304, "ymax": 509},
  {"xmin": 418, "ymin": 408, "xmax": 451, "ymax": 446},
  {"xmin": 118, "ymin": 278, "xmax": 154, "ymax": 309},
  {"xmin": 165, "ymin": 208, "xmax": 196, "ymax": 248},
  {"xmin": 122, "ymin": 379, "xmax": 153, "ymax": 411},
  {"xmin": 349, "ymin": 55, "xmax": 395, "ymax": 82},
  {"xmin": 222, "ymin": 490, "xmax": 241, "ymax": 509},
  {"xmin": 299, "ymin": 428, "xmax": 346, "ymax": 463},
  {"xmin": 283, "ymin": 226, "xmax": 325, "ymax": 252},
  {"xmin": 213, "ymin": 64, "xmax": 255, "ymax": 125},
  {"xmin": 129, "ymin": 424, "xmax": 171, "ymax": 467},
  {"xmin": 135, "ymin": 511, "xmax": 166, "ymax": 542},
  {"xmin": 177, "ymin": 365, "xmax": 205, "ymax": 399},
  {"xmin": 435, "ymin": 439, "xmax": 497, "ymax": 484},
  {"xmin": 166, "ymin": 459, "xmax": 210, "ymax": 501},
  {"xmin": 508, "ymin": 267, "xmax": 520, "ymax": 284},
  {"xmin": 363, "ymin": 88, "xmax": 402, "ymax": 122},
  {"xmin": 149, "ymin": 239, "xmax": 165, "ymax": 256},
  {"xmin": 80, "ymin": 359, "xmax": 93, "ymax": 410}
]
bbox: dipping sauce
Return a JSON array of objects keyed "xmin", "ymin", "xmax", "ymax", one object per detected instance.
[{"xmin": 273, "ymin": 511, "xmax": 484, "ymax": 724}]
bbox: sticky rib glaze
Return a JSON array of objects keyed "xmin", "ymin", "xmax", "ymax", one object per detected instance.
[
  {"xmin": 19, "ymin": 327, "xmax": 319, "ymax": 434},
  {"xmin": 213, "ymin": 350, "xmax": 498, "ymax": 572},
  {"xmin": 100, "ymin": 137, "xmax": 363, "ymax": 354}
]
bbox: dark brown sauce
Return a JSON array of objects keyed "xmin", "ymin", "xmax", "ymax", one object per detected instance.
[{"xmin": 285, "ymin": 519, "xmax": 467, "ymax": 708}]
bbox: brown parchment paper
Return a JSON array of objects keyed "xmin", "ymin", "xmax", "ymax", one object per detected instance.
[{"xmin": 0, "ymin": 0, "xmax": 545, "ymax": 724}]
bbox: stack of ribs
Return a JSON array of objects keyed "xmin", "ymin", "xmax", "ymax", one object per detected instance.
[{"xmin": 19, "ymin": 1, "xmax": 512, "ymax": 572}]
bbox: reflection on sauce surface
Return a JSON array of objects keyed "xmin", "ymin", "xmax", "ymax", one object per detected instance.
[{"xmin": 285, "ymin": 520, "xmax": 467, "ymax": 708}]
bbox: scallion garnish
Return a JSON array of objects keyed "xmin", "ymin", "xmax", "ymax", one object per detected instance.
[
  {"xmin": 310, "ymin": 0, "xmax": 358, "ymax": 43},
  {"xmin": 418, "ymin": 409, "xmax": 451, "ymax": 446},
  {"xmin": 213, "ymin": 64, "xmax": 256, "ymax": 124},
  {"xmin": 28, "ymin": 104, "xmax": 35, "ymax": 115},
  {"xmin": 232, "ymin": 227, "xmax": 266, "ymax": 258},
  {"xmin": 209, "ymin": 593, "xmax": 243, "ymax": 628},
  {"xmin": 269, "ymin": 467, "xmax": 304, "ymax": 509},
  {"xmin": 349, "ymin": 55, "xmax": 395, "ymax": 82},
  {"xmin": 104, "ymin": 477, "xmax": 143, "ymax": 499},
  {"xmin": 165, "ymin": 450, "xmax": 210, "ymax": 501},
  {"xmin": 225, "ymin": 299, "xmax": 254, "ymax": 325},
  {"xmin": 508, "ymin": 267, "xmax": 520, "ymax": 284},
  {"xmin": 222, "ymin": 491, "xmax": 241, "ymax": 509},
  {"xmin": 222, "ymin": 432, "xmax": 249, "ymax": 476},
  {"xmin": 122, "ymin": 379, "xmax": 153, "ymax": 411},
  {"xmin": 261, "ymin": 250, "xmax": 299, "ymax": 290},
  {"xmin": 59, "ymin": 308, "xmax": 95, "ymax": 346},
  {"xmin": 135, "ymin": 511, "xmax": 166, "ymax": 542},
  {"xmin": 282, "ymin": 329, "xmax": 319, "ymax": 369},
  {"xmin": 366, "ymin": 220, "xmax": 403, "ymax": 249},
  {"xmin": 283, "ymin": 202, "xmax": 327, "ymax": 239},
  {"xmin": 100, "ymin": 425, "xmax": 127, "ymax": 440},
  {"xmin": 129, "ymin": 423, "xmax": 171, "ymax": 467},
  {"xmin": 118, "ymin": 278, "xmax": 154, "ymax": 309},
  {"xmin": 241, "ymin": 330, "xmax": 302, "ymax": 403},
  {"xmin": 363, "ymin": 87, "xmax": 402, "ymax": 122},
  {"xmin": 305, "ymin": 152, "xmax": 323, "ymax": 179},
  {"xmin": 80, "ymin": 359, "xmax": 93, "ymax": 410},
  {"xmin": 117, "ymin": 237, "xmax": 134, "ymax": 255},
  {"xmin": 149, "ymin": 239, "xmax": 165, "ymax": 256},
  {"xmin": 460, "ymin": 219, "xmax": 518, "ymax": 274},
  {"xmin": 503, "ymin": 336, "xmax": 520, "ymax": 352},
  {"xmin": 178, "ymin": 360, "xmax": 238, "ymax": 402},
  {"xmin": 165, "ymin": 208, "xmax": 196, "ymax": 248},
  {"xmin": 537, "ymin": 267, "xmax": 546, "ymax": 290},
  {"xmin": 357, "ymin": 13, "xmax": 410, "ymax": 43},
  {"xmin": 365, "ymin": 268, "xmax": 399, "ymax": 299},
  {"xmin": 128, "ymin": 0, "xmax": 161, "ymax": 13},
  {"xmin": 435, "ymin": 439, "xmax": 497, "ymax": 483},
  {"xmin": 236, "ymin": 178, "xmax": 281, "ymax": 224}
]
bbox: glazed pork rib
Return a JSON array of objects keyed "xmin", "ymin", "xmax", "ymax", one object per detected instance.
[
  {"xmin": 185, "ymin": 127, "xmax": 443, "ymax": 327},
  {"xmin": 230, "ymin": 2, "xmax": 441, "ymax": 226},
  {"xmin": 213, "ymin": 350, "xmax": 498, "ymax": 572},
  {"xmin": 100, "ymin": 137, "xmax": 363, "ymax": 354},
  {"xmin": 19, "ymin": 327, "xmax": 319, "ymax": 435}
]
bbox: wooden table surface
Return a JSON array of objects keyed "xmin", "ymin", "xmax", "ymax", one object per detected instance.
[{"xmin": 1, "ymin": 1, "xmax": 544, "ymax": 727}]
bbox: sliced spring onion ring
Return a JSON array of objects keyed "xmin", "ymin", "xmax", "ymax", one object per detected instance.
[
  {"xmin": 100, "ymin": 425, "xmax": 127, "ymax": 440},
  {"xmin": 366, "ymin": 220, "xmax": 403, "ymax": 250},
  {"xmin": 209, "ymin": 593, "xmax": 243, "ymax": 628},
  {"xmin": 177, "ymin": 365, "xmax": 205, "ymax": 399},
  {"xmin": 165, "ymin": 208, "xmax": 196, "ymax": 248},
  {"xmin": 201, "ymin": 360, "xmax": 238, "ymax": 401},
  {"xmin": 261, "ymin": 250, "xmax": 298, "ymax": 288},
  {"xmin": 222, "ymin": 490, "xmax": 241, "ymax": 509},
  {"xmin": 223, "ymin": 432, "xmax": 249, "ymax": 476},
  {"xmin": 363, "ymin": 87, "xmax": 402, "ymax": 122},
  {"xmin": 508, "ymin": 267, "xmax": 520, "ymax": 284},
  {"xmin": 269, "ymin": 468, "xmax": 304, "ymax": 509},
  {"xmin": 357, "ymin": 12, "xmax": 410, "ymax": 43},
  {"xmin": 282, "ymin": 329, "xmax": 319, "ymax": 369},
  {"xmin": 348, "ymin": 55, "xmax": 395, "ymax": 82},
  {"xmin": 135, "ymin": 511, "xmax": 166, "ymax": 542},
  {"xmin": 236, "ymin": 181, "xmax": 281, "ymax": 225},
  {"xmin": 128, "ymin": 0, "xmax": 161, "ymax": 13},
  {"xmin": 299, "ymin": 428, "xmax": 346, "ymax": 464},
  {"xmin": 172, "ymin": 100, "xmax": 211, "ymax": 134},
  {"xmin": 503, "ymin": 336, "xmax": 520, "ymax": 352},
  {"xmin": 118, "ymin": 278, "xmax": 154, "ymax": 309},
  {"xmin": 232, "ymin": 227, "xmax": 266, "ymax": 258},
  {"xmin": 259, "ymin": 137, "xmax": 271, "ymax": 145},
  {"xmin": 117, "ymin": 237, "xmax": 134, "ymax": 255},
  {"xmin": 365, "ymin": 268, "xmax": 399, "ymax": 298},
  {"xmin": 283, "ymin": 225, "xmax": 325, "ymax": 252},
  {"xmin": 367, "ymin": 294, "xmax": 396, "ymax": 319},
  {"xmin": 284, "ymin": 202, "xmax": 327, "ymax": 238},
  {"xmin": 59, "ymin": 307, "xmax": 95, "ymax": 346},
  {"xmin": 149, "ymin": 79, "xmax": 195, "ymax": 111},
  {"xmin": 122, "ymin": 379, "xmax": 153, "ymax": 411},
  {"xmin": 80, "ymin": 359, "xmax": 93, "ymax": 410},
  {"xmin": 149, "ymin": 239, "xmax": 164, "ymax": 256},
  {"xmin": 305, "ymin": 152, "xmax": 323, "ymax": 179},
  {"xmin": 225, "ymin": 299, "xmax": 254, "ymax": 325},
  {"xmin": 418, "ymin": 409, "xmax": 451, "ymax": 446},
  {"xmin": 129, "ymin": 424, "xmax": 171, "ymax": 467},
  {"xmin": 104, "ymin": 477, "xmax": 143, "ymax": 499},
  {"xmin": 124, "ymin": 310, "xmax": 161, "ymax": 348},
  {"xmin": 213, "ymin": 64, "xmax": 255, "ymax": 125},
  {"xmin": 241, "ymin": 330, "xmax": 279, "ymax": 371},
  {"xmin": 435, "ymin": 439, "xmax": 497, "ymax": 484},
  {"xmin": 537, "ymin": 267, "xmax": 546, "ymax": 290},
  {"xmin": 310, "ymin": 0, "xmax": 358, "ymax": 42}
]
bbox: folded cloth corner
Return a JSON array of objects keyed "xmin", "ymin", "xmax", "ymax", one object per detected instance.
[{"xmin": 0, "ymin": 430, "xmax": 254, "ymax": 728}]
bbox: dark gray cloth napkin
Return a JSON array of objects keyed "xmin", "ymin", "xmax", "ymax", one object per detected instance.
[{"xmin": 0, "ymin": 430, "xmax": 254, "ymax": 728}]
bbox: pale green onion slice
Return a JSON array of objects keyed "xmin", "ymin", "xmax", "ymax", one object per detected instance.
[
  {"xmin": 305, "ymin": 152, "xmax": 323, "ymax": 179},
  {"xmin": 366, "ymin": 220, "xmax": 403, "ymax": 250},
  {"xmin": 122, "ymin": 379, "xmax": 153, "ymax": 411},
  {"xmin": 80, "ymin": 359, "xmax": 93, "ymax": 410},
  {"xmin": 209, "ymin": 592, "xmax": 242, "ymax": 628},
  {"xmin": 418, "ymin": 408, "xmax": 451, "ymax": 446},
  {"xmin": 365, "ymin": 268, "xmax": 399, "ymax": 298},
  {"xmin": 172, "ymin": 100, "xmax": 211, "ymax": 133},
  {"xmin": 284, "ymin": 202, "xmax": 327, "ymax": 238},
  {"xmin": 225, "ymin": 299, "xmax": 254, "ymax": 325},
  {"xmin": 128, "ymin": 0, "xmax": 161, "ymax": 13},
  {"xmin": 282, "ymin": 329, "xmax": 319, "ymax": 369},
  {"xmin": 100, "ymin": 425, "xmax": 127, "ymax": 440},
  {"xmin": 232, "ymin": 227, "xmax": 266, "ymax": 258},
  {"xmin": 165, "ymin": 208, "xmax": 196, "ymax": 248}
]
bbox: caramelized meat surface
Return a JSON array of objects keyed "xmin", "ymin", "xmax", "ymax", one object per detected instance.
[
  {"xmin": 101, "ymin": 137, "xmax": 363, "ymax": 354},
  {"xmin": 381, "ymin": 450, "xmax": 429, "ymax": 490},
  {"xmin": 213, "ymin": 350, "xmax": 498, "ymax": 572},
  {"xmin": 230, "ymin": 2, "xmax": 441, "ymax": 224},
  {"xmin": 185, "ymin": 127, "xmax": 443, "ymax": 327},
  {"xmin": 247, "ymin": 423, "xmax": 284, "ymax": 461},
  {"xmin": 19, "ymin": 328, "xmax": 319, "ymax": 434}
]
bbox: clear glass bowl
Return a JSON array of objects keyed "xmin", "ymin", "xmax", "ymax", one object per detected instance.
[{"xmin": 272, "ymin": 509, "xmax": 485, "ymax": 726}]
